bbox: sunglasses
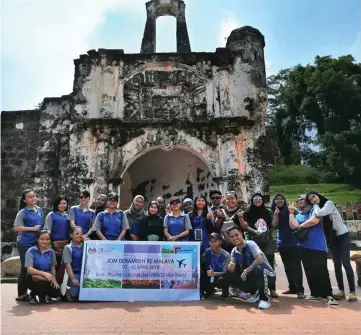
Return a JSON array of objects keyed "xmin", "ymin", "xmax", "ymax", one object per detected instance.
[
  {"xmin": 253, "ymin": 197, "xmax": 262, "ymax": 201},
  {"xmin": 297, "ymin": 198, "xmax": 305, "ymax": 202},
  {"xmin": 211, "ymin": 196, "xmax": 221, "ymax": 200},
  {"xmin": 79, "ymin": 196, "xmax": 88, "ymax": 199},
  {"xmin": 73, "ymin": 233, "xmax": 82, "ymax": 236}
]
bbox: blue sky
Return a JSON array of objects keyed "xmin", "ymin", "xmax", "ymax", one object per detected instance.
[{"xmin": 1, "ymin": 0, "xmax": 360, "ymax": 111}]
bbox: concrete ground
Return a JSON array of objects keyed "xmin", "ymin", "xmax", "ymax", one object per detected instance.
[{"xmin": 1, "ymin": 255, "xmax": 360, "ymax": 335}]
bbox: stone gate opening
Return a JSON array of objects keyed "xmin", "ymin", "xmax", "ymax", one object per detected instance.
[
  {"xmin": 118, "ymin": 147, "xmax": 215, "ymax": 209},
  {"xmin": 156, "ymin": 16, "xmax": 177, "ymax": 52}
]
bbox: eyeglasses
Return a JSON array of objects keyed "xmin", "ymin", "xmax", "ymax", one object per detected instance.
[
  {"xmin": 211, "ymin": 197, "xmax": 221, "ymax": 200},
  {"xmin": 253, "ymin": 197, "xmax": 262, "ymax": 201},
  {"xmin": 79, "ymin": 196, "xmax": 88, "ymax": 199},
  {"xmin": 73, "ymin": 233, "xmax": 82, "ymax": 236}
]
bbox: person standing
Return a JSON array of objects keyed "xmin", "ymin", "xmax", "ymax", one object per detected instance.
[
  {"xmin": 271, "ymin": 194, "xmax": 304, "ymax": 298},
  {"xmin": 94, "ymin": 194, "xmax": 107, "ymax": 215},
  {"xmin": 289, "ymin": 196, "xmax": 338, "ymax": 305},
  {"xmin": 164, "ymin": 197, "xmax": 192, "ymax": 241},
  {"xmin": 68, "ymin": 190, "xmax": 95, "ymax": 239},
  {"xmin": 306, "ymin": 191, "xmax": 357, "ymax": 302},
  {"xmin": 209, "ymin": 190, "xmax": 223, "ymax": 213},
  {"xmin": 125, "ymin": 195, "xmax": 146, "ymax": 241},
  {"xmin": 239, "ymin": 193, "xmax": 278, "ymax": 298},
  {"xmin": 94, "ymin": 193, "xmax": 130, "ymax": 240},
  {"xmin": 156, "ymin": 196, "xmax": 167, "ymax": 220},
  {"xmin": 139, "ymin": 201, "xmax": 165, "ymax": 241},
  {"xmin": 13, "ymin": 189, "xmax": 43, "ymax": 302},
  {"xmin": 200, "ymin": 233, "xmax": 231, "ymax": 299}
]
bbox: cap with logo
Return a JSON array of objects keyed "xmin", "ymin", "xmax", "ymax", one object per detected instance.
[
  {"xmin": 208, "ymin": 232, "xmax": 222, "ymax": 241},
  {"xmin": 169, "ymin": 197, "xmax": 181, "ymax": 204}
]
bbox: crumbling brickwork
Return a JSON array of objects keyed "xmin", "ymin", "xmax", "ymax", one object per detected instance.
[{"xmin": 1, "ymin": 0, "xmax": 269, "ymax": 241}]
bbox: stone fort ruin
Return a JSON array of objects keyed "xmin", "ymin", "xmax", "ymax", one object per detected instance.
[{"xmin": 1, "ymin": 0, "xmax": 268, "ymax": 241}]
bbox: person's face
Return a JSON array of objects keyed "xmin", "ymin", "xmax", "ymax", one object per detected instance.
[
  {"xmin": 157, "ymin": 197, "xmax": 165, "ymax": 209},
  {"xmin": 196, "ymin": 198, "xmax": 206, "ymax": 209},
  {"xmin": 252, "ymin": 196, "xmax": 263, "ymax": 207},
  {"xmin": 297, "ymin": 198, "xmax": 306, "ymax": 209},
  {"xmin": 149, "ymin": 204, "xmax": 158, "ymax": 215},
  {"xmin": 211, "ymin": 193, "xmax": 221, "ymax": 206},
  {"xmin": 58, "ymin": 199, "xmax": 67, "ymax": 212},
  {"xmin": 229, "ymin": 229, "xmax": 243, "ymax": 246},
  {"xmin": 307, "ymin": 194, "xmax": 320, "ymax": 205},
  {"xmin": 24, "ymin": 191, "xmax": 37, "ymax": 207},
  {"xmin": 275, "ymin": 196, "xmax": 285, "ymax": 208},
  {"xmin": 79, "ymin": 194, "xmax": 89, "ymax": 206},
  {"xmin": 166, "ymin": 205, "xmax": 171, "ymax": 214},
  {"xmin": 96, "ymin": 196, "xmax": 107, "ymax": 207},
  {"xmin": 107, "ymin": 199, "xmax": 118, "ymax": 209},
  {"xmin": 184, "ymin": 202, "xmax": 193, "ymax": 212},
  {"xmin": 170, "ymin": 201, "xmax": 181, "ymax": 211},
  {"xmin": 209, "ymin": 237, "xmax": 221, "ymax": 250},
  {"xmin": 71, "ymin": 228, "xmax": 83, "ymax": 243},
  {"xmin": 226, "ymin": 194, "xmax": 237, "ymax": 208},
  {"xmin": 38, "ymin": 233, "xmax": 51, "ymax": 249},
  {"xmin": 134, "ymin": 197, "xmax": 144, "ymax": 209}
]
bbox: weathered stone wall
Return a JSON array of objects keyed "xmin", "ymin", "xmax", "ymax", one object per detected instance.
[{"xmin": 1, "ymin": 110, "xmax": 41, "ymax": 241}]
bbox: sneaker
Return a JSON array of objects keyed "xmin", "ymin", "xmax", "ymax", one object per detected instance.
[
  {"xmin": 305, "ymin": 295, "xmax": 322, "ymax": 301},
  {"xmin": 29, "ymin": 296, "xmax": 39, "ymax": 305},
  {"xmin": 229, "ymin": 287, "xmax": 240, "ymax": 297},
  {"xmin": 348, "ymin": 293, "xmax": 358, "ymax": 302},
  {"xmin": 238, "ymin": 291, "xmax": 250, "ymax": 302},
  {"xmin": 247, "ymin": 295, "xmax": 260, "ymax": 304},
  {"xmin": 203, "ymin": 289, "xmax": 216, "ymax": 299},
  {"xmin": 258, "ymin": 300, "xmax": 271, "ymax": 309},
  {"xmin": 297, "ymin": 292, "xmax": 306, "ymax": 299},
  {"xmin": 327, "ymin": 296, "xmax": 339, "ymax": 306},
  {"xmin": 270, "ymin": 290, "xmax": 279, "ymax": 298},
  {"xmin": 15, "ymin": 294, "xmax": 30, "ymax": 302}
]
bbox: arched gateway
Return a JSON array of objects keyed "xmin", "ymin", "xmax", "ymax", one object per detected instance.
[{"xmin": 1, "ymin": 0, "xmax": 269, "ymax": 239}]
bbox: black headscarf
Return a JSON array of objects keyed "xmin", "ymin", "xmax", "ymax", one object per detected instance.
[
  {"xmin": 244, "ymin": 193, "xmax": 272, "ymax": 228},
  {"xmin": 271, "ymin": 193, "xmax": 288, "ymax": 225}
]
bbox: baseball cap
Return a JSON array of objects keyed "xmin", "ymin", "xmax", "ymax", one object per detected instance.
[
  {"xmin": 169, "ymin": 197, "xmax": 181, "ymax": 204},
  {"xmin": 208, "ymin": 233, "xmax": 222, "ymax": 241},
  {"xmin": 182, "ymin": 198, "xmax": 194, "ymax": 205}
]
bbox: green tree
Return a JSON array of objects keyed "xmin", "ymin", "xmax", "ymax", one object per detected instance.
[{"xmin": 267, "ymin": 55, "xmax": 361, "ymax": 186}]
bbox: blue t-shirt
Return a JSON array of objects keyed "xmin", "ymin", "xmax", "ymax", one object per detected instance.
[
  {"xmin": 94, "ymin": 210, "xmax": 130, "ymax": 240},
  {"xmin": 62, "ymin": 242, "xmax": 84, "ymax": 274},
  {"xmin": 163, "ymin": 214, "xmax": 192, "ymax": 241},
  {"xmin": 189, "ymin": 214, "xmax": 210, "ymax": 251},
  {"xmin": 14, "ymin": 207, "xmax": 43, "ymax": 247},
  {"xmin": 202, "ymin": 247, "xmax": 231, "ymax": 273},
  {"xmin": 44, "ymin": 212, "xmax": 70, "ymax": 241},
  {"xmin": 25, "ymin": 246, "xmax": 57, "ymax": 271},
  {"xmin": 276, "ymin": 208, "xmax": 297, "ymax": 248},
  {"xmin": 68, "ymin": 206, "xmax": 95, "ymax": 235},
  {"xmin": 295, "ymin": 209, "xmax": 327, "ymax": 252}
]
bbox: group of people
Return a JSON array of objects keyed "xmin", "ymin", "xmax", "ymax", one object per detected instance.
[{"xmin": 13, "ymin": 188, "xmax": 359, "ymax": 308}]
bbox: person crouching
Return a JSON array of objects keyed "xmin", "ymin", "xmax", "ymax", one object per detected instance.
[
  {"xmin": 200, "ymin": 233, "xmax": 231, "ymax": 300},
  {"xmin": 62, "ymin": 226, "xmax": 84, "ymax": 302},
  {"xmin": 226, "ymin": 225, "xmax": 276, "ymax": 309}
]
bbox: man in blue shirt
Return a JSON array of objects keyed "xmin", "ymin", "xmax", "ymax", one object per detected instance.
[
  {"xmin": 226, "ymin": 226, "xmax": 276, "ymax": 309},
  {"xmin": 200, "ymin": 233, "xmax": 231, "ymax": 299}
]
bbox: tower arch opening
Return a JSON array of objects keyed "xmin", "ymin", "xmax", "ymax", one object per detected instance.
[
  {"xmin": 118, "ymin": 147, "xmax": 216, "ymax": 209},
  {"xmin": 156, "ymin": 16, "xmax": 177, "ymax": 52}
]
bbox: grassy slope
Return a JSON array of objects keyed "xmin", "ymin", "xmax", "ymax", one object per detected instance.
[{"xmin": 270, "ymin": 184, "xmax": 361, "ymax": 205}]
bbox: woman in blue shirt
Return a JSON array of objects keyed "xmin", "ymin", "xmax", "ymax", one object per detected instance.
[
  {"xmin": 163, "ymin": 197, "xmax": 192, "ymax": 241},
  {"xmin": 289, "ymin": 195, "xmax": 338, "ymax": 306},
  {"xmin": 63, "ymin": 226, "xmax": 84, "ymax": 302},
  {"xmin": 13, "ymin": 189, "xmax": 43, "ymax": 302},
  {"xmin": 189, "ymin": 195, "xmax": 214, "ymax": 253},
  {"xmin": 271, "ymin": 194, "xmax": 304, "ymax": 298},
  {"xmin": 68, "ymin": 190, "xmax": 95, "ymax": 238},
  {"xmin": 25, "ymin": 230, "xmax": 60, "ymax": 304}
]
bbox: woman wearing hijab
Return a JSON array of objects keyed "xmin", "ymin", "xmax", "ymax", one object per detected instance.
[
  {"xmin": 239, "ymin": 193, "xmax": 278, "ymax": 298},
  {"xmin": 125, "ymin": 195, "xmax": 146, "ymax": 241},
  {"xmin": 289, "ymin": 195, "xmax": 338, "ymax": 305},
  {"xmin": 271, "ymin": 194, "xmax": 304, "ymax": 298},
  {"xmin": 305, "ymin": 191, "xmax": 356, "ymax": 302},
  {"xmin": 139, "ymin": 201, "xmax": 165, "ymax": 241}
]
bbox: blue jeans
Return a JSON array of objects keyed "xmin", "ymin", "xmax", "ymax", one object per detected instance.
[{"xmin": 331, "ymin": 232, "xmax": 355, "ymax": 292}]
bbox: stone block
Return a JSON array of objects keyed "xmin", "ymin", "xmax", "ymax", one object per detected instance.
[{"xmin": 1, "ymin": 256, "xmax": 20, "ymax": 277}]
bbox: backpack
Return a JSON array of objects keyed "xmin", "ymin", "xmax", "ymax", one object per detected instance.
[{"xmin": 220, "ymin": 209, "xmax": 241, "ymax": 246}]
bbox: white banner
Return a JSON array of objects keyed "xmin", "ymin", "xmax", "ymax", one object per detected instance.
[{"xmin": 79, "ymin": 241, "xmax": 200, "ymax": 301}]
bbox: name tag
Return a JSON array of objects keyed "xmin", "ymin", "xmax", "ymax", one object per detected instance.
[{"xmin": 194, "ymin": 229, "xmax": 202, "ymax": 241}]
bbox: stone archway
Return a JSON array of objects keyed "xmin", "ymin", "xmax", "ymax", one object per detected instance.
[{"xmin": 118, "ymin": 146, "xmax": 217, "ymax": 209}]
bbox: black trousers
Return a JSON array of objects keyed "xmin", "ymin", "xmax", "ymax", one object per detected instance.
[
  {"xmin": 224, "ymin": 267, "xmax": 276, "ymax": 301},
  {"xmin": 299, "ymin": 247, "xmax": 332, "ymax": 297},
  {"xmin": 265, "ymin": 254, "xmax": 276, "ymax": 291},
  {"xmin": 279, "ymin": 246, "xmax": 304, "ymax": 293},
  {"xmin": 200, "ymin": 272, "xmax": 228, "ymax": 296},
  {"xmin": 26, "ymin": 276, "xmax": 61, "ymax": 299},
  {"xmin": 17, "ymin": 243, "xmax": 31, "ymax": 295}
]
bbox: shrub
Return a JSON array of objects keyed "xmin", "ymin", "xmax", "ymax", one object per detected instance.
[{"xmin": 269, "ymin": 165, "xmax": 323, "ymax": 185}]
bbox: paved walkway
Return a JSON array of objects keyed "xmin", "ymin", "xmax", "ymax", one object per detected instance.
[{"xmin": 2, "ymin": 255, "xmax": 360, "ymax": 335}]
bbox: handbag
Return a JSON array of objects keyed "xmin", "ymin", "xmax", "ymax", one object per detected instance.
[
  {"xmin": 53, "ymin": 240, "xmax": 68, "ymax": 256},
  {"xmin": 293, "ymin": 227, "xmax": 309, "ymax": 242},
  {"xmin": 253, "ymin": 231, "xmax": 272, "ymax": 246}
]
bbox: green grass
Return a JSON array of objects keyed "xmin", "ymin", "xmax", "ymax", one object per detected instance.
[{"xmin": 270, "ymin": 183, "xmax": 361, "ymax": 205}]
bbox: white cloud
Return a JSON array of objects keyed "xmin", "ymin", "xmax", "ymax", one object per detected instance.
[
  {"xmin": 1, "ymin": 0, "xmax": 145, "ymax": 110},
  {"xmin": 350, "ymin": 31, "xmax": 361, "ymax": 62},
  {"xmin": 217, "ymin": 13, "xmax": 241, "ymax": 47}
]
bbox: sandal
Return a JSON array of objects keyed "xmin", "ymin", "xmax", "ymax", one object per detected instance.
[
  {"xmin": 333, "ymin": 292, "xmax": 346, "ymax": 300},
  {"xmin": 348, "ymin": 293, "xmax": 358, "ymax": 302},
  {"xmin": 15, "ymin": 294, "xmax": 30, "ymax": 302}
]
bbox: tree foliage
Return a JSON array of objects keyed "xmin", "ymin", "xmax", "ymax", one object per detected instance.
[{"xmin": 267, "ymin": 55, "xmax": 361, "ymax": 186}]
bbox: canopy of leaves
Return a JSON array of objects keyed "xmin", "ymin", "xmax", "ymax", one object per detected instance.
[{"xmin": 267, "ymin": 55, "xmax": 361, "ymax": 186}]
